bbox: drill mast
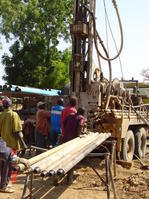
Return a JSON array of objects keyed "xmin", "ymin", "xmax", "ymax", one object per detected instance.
[{"xmin": 70, "ymin": 0, "xmax": 96, "ymax": 97}]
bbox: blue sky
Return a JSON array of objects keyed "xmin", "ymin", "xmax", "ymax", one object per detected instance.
[{"xmin": 0, "ymin": 0, "xmax": 149, "ymax": 85}]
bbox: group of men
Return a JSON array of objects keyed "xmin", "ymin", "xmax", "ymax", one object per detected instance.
[
  {"xmin": 35, "ymin": 96, "xmax": 85, "ymax": 150},
  {"xmin": 0, "ymin": 95, "xmax": 85, "ymax": 193}
]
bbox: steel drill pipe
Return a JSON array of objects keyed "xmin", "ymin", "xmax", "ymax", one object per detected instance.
[
  {"xmin": 56, "ymin": 137, "xmax": 106, "ymax": 177},
  {"xmin": 40, "ymin": 170, "xmax": 48, "ymax": 178},
  {"xmin": 57, "ymin": 169, "xmax": 64, "ymax": 176},
  {"xmin": 40, "ymin": 134, "xmax": 100, "ymax": 177},
  {"xmin": 35, "ymin": 133, "xmax": 100, "ymax": 175},
  {"xmin": 54, "ymin": 134, "xmax": 103, "ymax": 174},
  {"xmin": 18, "ymin": 135, "xmax": 86, "ymax": 172},
  {"xmin": 41, "ymin": 133, "xmax": 110, "ymax": 178},
  {"xmin": 56, "ymin": 133, "xmax": 111, "ymax": 176},
  {"xmin": 30, "ymin": 133, "xmax": 99, "ymax": 173},
  {"xmin": 48, "ymin": 170, "xmax": 55, "ymax": 177}
]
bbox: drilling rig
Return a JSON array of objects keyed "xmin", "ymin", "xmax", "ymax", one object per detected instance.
[{"xmin": 70, "ymin": 0, "xmax": 149, "ymax": 161}]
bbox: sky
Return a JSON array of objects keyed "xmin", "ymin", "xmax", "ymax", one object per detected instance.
[{"xmin": 0, "ymin": 0, "xmax": 149, "ymax": 85}]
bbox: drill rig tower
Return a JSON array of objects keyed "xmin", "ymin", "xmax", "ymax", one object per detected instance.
[
  {"xmin": 70, "ymin": 0, "xmax": 149, "ymax": 162},
  {"xmin": 70, "ymin": 0, "xmax": 100, "ymax": 111}
]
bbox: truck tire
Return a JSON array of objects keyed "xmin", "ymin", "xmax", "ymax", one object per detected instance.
[
  {"xmin": 122, "ymin": 130, "xmax": 135, "ymax": 162},
  {"xmin": 135, "ymin": 127, "xmax": 147, "ymax": 158}
]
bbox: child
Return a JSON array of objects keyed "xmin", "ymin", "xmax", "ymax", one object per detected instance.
[{"xmin": 62, "ymin": 107, "xmax": 85, "ymax": 143}]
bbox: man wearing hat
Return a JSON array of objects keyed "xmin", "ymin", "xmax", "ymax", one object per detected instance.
[
  {"xmin": 0, "ymin": 96, "xmax": 27, "ymax": 192},
  {"xmin": 35, "ymin": 101, "xmax": 50, "ymax": 154},
  {"xmin": 0, "ymin": 97, "xmax": 27, "ymax": 151}
]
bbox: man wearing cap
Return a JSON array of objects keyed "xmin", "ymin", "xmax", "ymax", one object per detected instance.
[
  {"xmin": 0, "ymin": 96, "xmax": 27, "ymax": 192},
  {"xmin": 50, "ymin": 98, "xmax": 64, "ymax": 147},
  {"xmin": 0, "ymin": 97, "xmax": 27, "ymax": 152},
  {"xmin": 35, "ymin": 101, "xmax": 50, "ymax": 154}
]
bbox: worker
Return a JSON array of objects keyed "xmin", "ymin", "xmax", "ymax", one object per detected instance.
[
  {"xmin": 0, "ymin": 137, "xmax": 29, "ymax": 193},
  {"xmin": 50, "ymin": 98, "xmax": 64, "ymax": 147},
  {"xmin": 61, "ymin": 96, "xmax": 77, "ymax": 136},
  {"xmin": 23, "ymin": 117, "xmax": 35, "ymax": 146},
  {"xmin": 0, "ymin": 96, "xmax": 27, "ymax": 153},
  {"xmin": 62, "ymin": 107, "xmax": 85, "ymax": 143},
  {"xmin": 35, "ymin": 101, "xmax": 50, "ymax": 154},
  {"xmin": 0, "ymin": 97, "xmax": 3, "ymax": 112},
  {"xmin": 131, "ymin": 86, "xmax": 143, "ymax": 106}
]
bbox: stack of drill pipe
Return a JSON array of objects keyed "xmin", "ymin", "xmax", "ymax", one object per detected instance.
[
  {"xmin": 30, "ymin": 134, "xmax": 94, "ymax": 173},
  {"xmin": 18, "ymin": 132, "xmax": 99, "ymax": 172},
  {"xmin": 29, "ymin": 132, "xmax": 101, "ymax": 174},
  {"xmin": 39, "ymin": 133, "xmax": 103, "ymax": 177},
  {"xmin": 40, "ymin": 133, "xmax": 111, "ymax": 177},
  {"xmin": 19, "ymin": 132, "xmax": 111, "ymax": 176},
  {"xmin": 17, "ymin": 136, "xmax": 85, "ymax": 172},
  {"xmin": 55, "ymin": 133, "xmax": 111, "ymax": 176}
]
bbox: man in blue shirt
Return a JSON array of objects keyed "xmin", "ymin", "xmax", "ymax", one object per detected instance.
[{"xmin": 50, "ymin": 98, "xmax": 64, "ymax": 147}]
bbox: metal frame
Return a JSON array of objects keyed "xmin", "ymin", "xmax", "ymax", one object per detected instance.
[
  {"xmin": 86, "ymin": 140, "xmax": 117, "ymax": 199},
  {"xmin": 21, "ymin": 140, "xmax": 117, "ymax": 199},
  {"xmin": 22, "ymin": 173, "xmax": 33, "ymax": 199}
]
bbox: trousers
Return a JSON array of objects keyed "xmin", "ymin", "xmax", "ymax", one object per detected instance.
[
  {"xmin": 0, "ymin": 158, "xmax": 10, "ymax": 189},
  {"xmin": 50, "ymin": 129, "xmax": 61, "ymax": 147}
]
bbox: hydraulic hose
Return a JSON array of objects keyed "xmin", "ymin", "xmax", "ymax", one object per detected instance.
[{"xmin": 83, "ymin": 0, "xmax": 123, "ymax": 61}]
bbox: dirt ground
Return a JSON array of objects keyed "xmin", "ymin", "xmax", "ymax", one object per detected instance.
[{"xmin": 0, "ymin": 147, "xmax": 149, "ymax": 199}]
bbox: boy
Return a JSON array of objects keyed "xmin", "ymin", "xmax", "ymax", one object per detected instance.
[{"xmin": 62, "ymin": 107, "xmax": 85, "ymax": 143}]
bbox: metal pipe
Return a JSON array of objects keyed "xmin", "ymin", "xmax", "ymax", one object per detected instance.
[
  {"xmin": 18, "ymin": 136, "xmax": 84, "ymax": 172},
  {"xmin": 39, "ymin": 133, "xmax": 101, "ymax": 176},
  {"xmin": 33, "ymin": 167, "xmax": 40, "ymax": 174},
  {"xmin": 40, "ymin": 170, "xmax": 48, "ymax": 178},
  {"xmin": 57, "ymin": 169, "xmax": 64, "ymax": 176},
  {"xmin": 86, "ymin": 158, "xmax": 106, "ymax": 186},
  {"xmin": 31, "ymin": 133, "xmax": 100, "ymax": 174},
  {"xmin": 48, "ymin": 170, "xmax": 55, "ymax": 177},
  {"xmin": 44, "ymin": 138, "xmax": 98, "ymax": 177},
  {"xmin": 87, "ymin": 152, "xmax": 109, "ymax": 157},
  {"xmin": 105, "ymin": 154, "xmax": 110, "ymax": 199},
  {"xmin": 56, "ymin": 133, "xmax": 111, "ymax": 176}
]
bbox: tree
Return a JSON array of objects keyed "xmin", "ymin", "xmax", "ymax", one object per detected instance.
[
  {"xmin": 141, "ymin": 68, "xmax": 149, "ymax": 82},
  {"xmin": 2, "ymin": 41, "xmax": 71, "ymax": 89},
  {"xmin": 0, "ymin": 0, "xmax": 73, "ymax": 88}
]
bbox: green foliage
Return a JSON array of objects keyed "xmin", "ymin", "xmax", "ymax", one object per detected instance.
[
  {"xmin": 0, "ymin": 0, "xmax": 73, "ymax": 44},
  {"xmin": 2, "ymin": 41, "xmax": 71, "ymax": 89},
  {"xmin": 0, "ymin": 0, "xmax": 73, "ymax": 89},
  {"xmin": 45, "ymin": 49, "xmax": 71, "ymax": 89}
]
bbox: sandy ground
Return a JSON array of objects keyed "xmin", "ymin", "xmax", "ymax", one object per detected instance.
[{"xmin": 0, "ymin": 148, "xmax": 149, "ymax": 199}]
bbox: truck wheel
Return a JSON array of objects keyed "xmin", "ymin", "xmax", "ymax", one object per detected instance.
[
  {"xmin": 135, "ymin": 127, "xmax": 147, "ymax": 158},
  {"xmin": 122, "ymin": 130, "xmax": 135, "ymax": 162}
]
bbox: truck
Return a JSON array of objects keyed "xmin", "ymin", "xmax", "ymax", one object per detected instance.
[{"xmin": 69, "ymin": 0, "xmax": 149, "ymax": 162}]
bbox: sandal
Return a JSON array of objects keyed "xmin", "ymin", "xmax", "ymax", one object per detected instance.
[
  {"xmin": 0, "ymin": 187, "xmax": 15, "ymax": 193},
  {"xmin": 7, "ymin": 184, "xmax": 12, "ymax": 187}
]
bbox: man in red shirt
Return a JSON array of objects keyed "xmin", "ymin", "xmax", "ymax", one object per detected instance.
[
  {"xmin": 35, "ymin": 102, "xmax": 50, "ymax": 154},
  {"xmin": 61, "ymin": 96, "xmax": 77, "ymax": 136},
  {"xmin": 62, "ymin": 107, "xmax": 85, "ymax": 143}
]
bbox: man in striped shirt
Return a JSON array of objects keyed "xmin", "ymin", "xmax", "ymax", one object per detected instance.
[{"xmin": 50, "ymin": 98, "xmax": 64, "ymax": 147}]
